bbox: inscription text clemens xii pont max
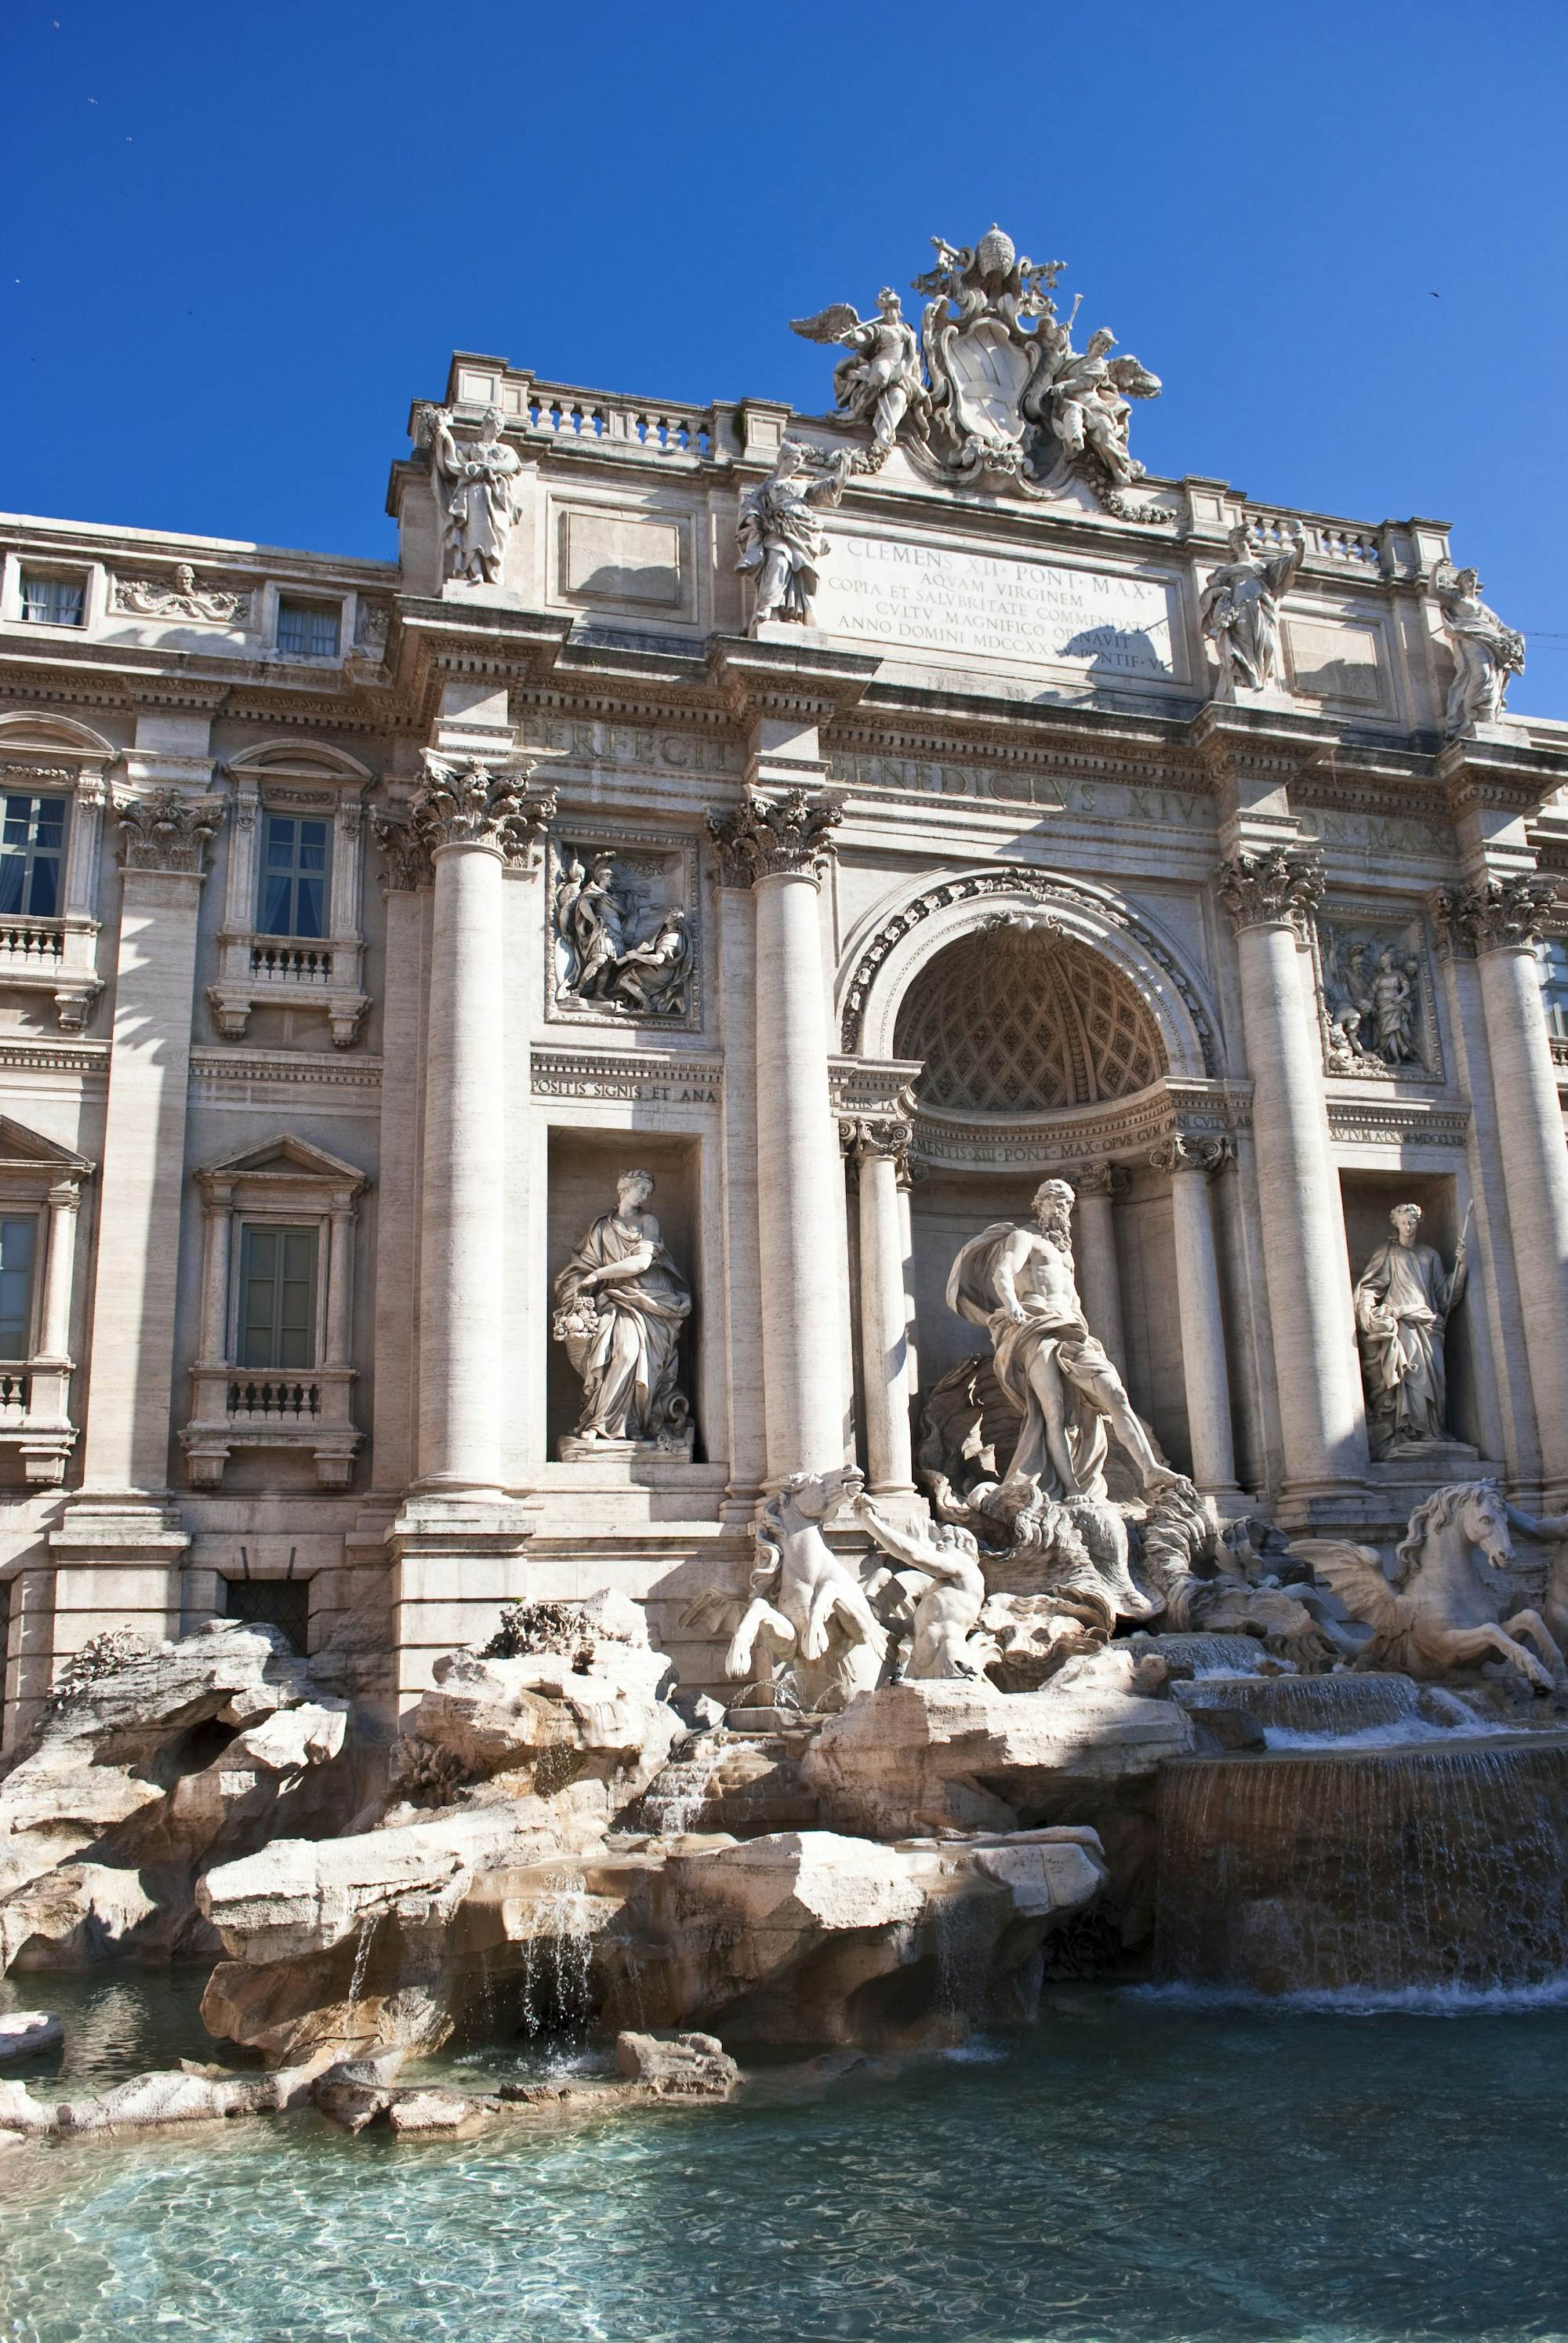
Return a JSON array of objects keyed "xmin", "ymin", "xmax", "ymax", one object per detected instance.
[{"xmin": 815, "ymin": 534, "xmax": 1180, "ymax": 677}]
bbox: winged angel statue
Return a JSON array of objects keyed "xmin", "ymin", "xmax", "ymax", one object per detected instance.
[{"xmin": 791, "ymin": 227, "xmax": 1170, "ymax": 521}]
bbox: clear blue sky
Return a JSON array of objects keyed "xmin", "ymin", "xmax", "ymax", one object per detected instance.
[{"xmin": 9, "ymin": 0, "xmax": 1567, "ymax": 711}]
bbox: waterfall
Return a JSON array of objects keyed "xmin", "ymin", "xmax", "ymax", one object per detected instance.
[
  {"xmin": 1156, "ymin": 1736, "xmax": 1568, "ymax": 1993},
  {"xmin": 345, "ymin": 1909, "xmax": 380, "ymax": 2010},
  {"xmin": 517, "ymin": 1873, "xmax": 597, "ymax": 2041}
]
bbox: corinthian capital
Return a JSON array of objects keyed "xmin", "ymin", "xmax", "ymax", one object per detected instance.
[
  {"xmin": 113, "ymin": 788, "xmax": 224, "ymax": 876},
  {"xmin": 707, "ymin": 786, "xmax": 843, "ymax": 888},
  {"xmin": 411, "ymin": 754, "xmax": 557, "ymax": 866},
  {"xmin": 1435, "ymin": 874, "xmax": 1558, "ymax": 957},
  {"xmin": 1072, "ymin": 1162, "xmax": 1128, "ymax": 1199},
  {"xmin": 1149, "ymin": 1134, "xmax": 1232, "ymax": 1175},
  {"xmin": 1215, "ymin": 847, "xmax": 1325, "ymax": 939},
  {"xmin": 838, "ymin": 1112, "xmax": 914, "ymax": 1172},
  {"xmin": 372, "ymin": 807, "xmax": 435, "ymax": 892}
]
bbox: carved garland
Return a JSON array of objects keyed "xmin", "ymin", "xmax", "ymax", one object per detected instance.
[{"xmin": 837, "ymin": 866, "xmax": 1218, "ymax": 1076}]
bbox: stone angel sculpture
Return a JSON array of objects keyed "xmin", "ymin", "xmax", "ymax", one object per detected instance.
[
  {"xmin": 736, "ymin": 440, "xmax": 855, "ymax": 632},
  {"xmin": 790, "ymin": 289, "xmax": 928, "ymax": 457},
  {"xmin": 1044, "ymin": 331, "xmax": 1162, "ymax": 489},
  {"xmin": 1434, "ymin": 563, "xmax": 1525, "ymax": 737},
  {"xmin": 1200, "ymin": 523, "xmax": 1305, "ymax": 697}
]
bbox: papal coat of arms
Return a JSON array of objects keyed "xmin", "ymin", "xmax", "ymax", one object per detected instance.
[{"xmin": 791, "ymin": 225, "xmax": 1171, "ymax": 522}]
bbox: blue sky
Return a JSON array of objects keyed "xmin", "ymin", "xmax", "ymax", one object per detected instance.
[{"xmin": 8, "ymin": 0, "xmax": 1567, "ymax": 710}]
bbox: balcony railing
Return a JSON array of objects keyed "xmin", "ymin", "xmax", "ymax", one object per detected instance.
[
  {"xmin": 0, "ymin": 1371, "xmax": 31, "ymax": 1423},
  {"xmin": 0, "ymin": 918, "xmax": 64, "ymax": 968},
  {"xmin": 249, "ymin": 943, "xmax": 334, "ymax": 985},
  {"xmin": 227, "ymin": 1379, "xmax": 321, "ymax": 1421}
]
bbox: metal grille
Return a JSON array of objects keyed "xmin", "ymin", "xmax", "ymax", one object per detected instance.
[
  {"xmin": 222, "ymin": 1575, "xmax": 310, "ymax": 1654},
  {"xmin": 895, "ymin": 931, "xmax": 1163, "ymax": 1112}
]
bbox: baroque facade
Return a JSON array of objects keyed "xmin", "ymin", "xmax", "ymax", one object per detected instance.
[{"xmin": 2, "ymin": 224, "xmax": 1566, "ymax": 1747}]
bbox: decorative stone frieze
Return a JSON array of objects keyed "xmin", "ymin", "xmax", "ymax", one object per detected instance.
[
  {"xmin": 1148, "ymin": 1135, "xmax": 1233, "ymax": 1175},
  {"xmin": 112, "ymin": 789, "xmax": 224, "ymax": 876},
  {"xmin": 1215, "ymin": 848, "xmax": 1325, "ymax": 939},
  {"xmin": 1435, "ymin": 875, "xmax": 1559, "ymax": 957},
  {"xmin": 706, "ymin": 787, "xmax": 842, "ymax": 888},
  {"xmin": 410, "ymin": 756, "xmax": 557, "ymax": 865},
  {"xmin": 112, "ymin": 566, "xmax": 251, "ymax": 626}
]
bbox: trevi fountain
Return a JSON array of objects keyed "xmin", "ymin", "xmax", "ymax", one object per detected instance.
[{"xmin": 2, "ymin": 227, "xmax": 1568, "ymax": 2338}]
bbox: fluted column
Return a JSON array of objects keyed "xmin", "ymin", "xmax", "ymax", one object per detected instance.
[
  {"xmin": 1151, "ymin": 1136, "xmax": 1240, "ymax": 1495},
  {"xmin": 1071, "ymin": 1164, "xmax": 1128, "ymax": 1376},
  {"xmin": 412, "ymin": 755, "xmax": 554, "ymax": 1493},
  {"xmin": 1217, "ymin": 849, "xmax": 1367, "ymax": 1500},
  {"xmin": 843, "ymin": 1112, "xmax": 916, "ymax": 1496},
  {"xmin": 1442, "ymin": 877, "xmax": 1568, "ymax": 1491},
  {"xmin": 710, "ymin": 787, "xmax": 845, "ymax": 1482}
]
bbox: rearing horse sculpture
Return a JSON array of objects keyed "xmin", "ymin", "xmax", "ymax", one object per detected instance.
[
  {"xmin": 681, "ymin": 1465, "xmax": 887, "ymax": 1712},
  {"xmin": 1290, "ymin": 1480, "xmax": 1565, "ymax": 1693}
]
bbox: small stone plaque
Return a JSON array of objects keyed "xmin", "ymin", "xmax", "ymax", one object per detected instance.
[{"xmin": 562, "ymin": 510, "xmax": 684, "ymax": 608}]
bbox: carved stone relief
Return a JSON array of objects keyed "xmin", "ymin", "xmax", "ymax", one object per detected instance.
[
  {"xmin": 1314, "ymin": 912, "xmax": 1440, "ymax": 1080},
  {"xmin": 548, "ymin": 837, "xmax": 696, "ymax": 1025},
  {"xmin": 112, "ymin": 565, "xmax": 252, "ymax": 625}
]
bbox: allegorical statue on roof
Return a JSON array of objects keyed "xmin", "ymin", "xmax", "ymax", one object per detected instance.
[
  {"xmin": 788, "ymin": 227, "xmax": 1170, "ymax": 522},
  {"xmin": 1433, "ymin": 562, "xmax": 1526, "ymax": 737},
  {"xmin": 1200, "ymin": 523, "xmax": 1306, "ymax": 697},
  {"xmin": 735, "ymin": 438, "xmax": 855, "ymax": 630},
  {"xmin": 418, "ymin": 402, "xmax": 524, "ymax": 587}
]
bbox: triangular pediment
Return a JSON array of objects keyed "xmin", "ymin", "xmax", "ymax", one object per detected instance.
[
  {"xmin": 199, "ymin": 1133, "xmax": 368, "ymax": 1185},
  {"xmin": 0, "ymin": 1116, "xmax": 94, "ymax": 1175}
]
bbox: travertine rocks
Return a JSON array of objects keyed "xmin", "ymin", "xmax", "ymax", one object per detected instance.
[{"xmin": 614, "ymin": 2029, "xmax": 739, "ymax": 2096}]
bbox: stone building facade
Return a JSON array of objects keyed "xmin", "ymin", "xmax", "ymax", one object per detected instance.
[{"xmin": 2, "ymin": 228, "xmax": 1566, "ymax": 1745}]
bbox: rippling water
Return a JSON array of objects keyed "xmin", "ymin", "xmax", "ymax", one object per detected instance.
[{"xmin": 7, "ymin": 1981, "xmax": 1568, "ymax": 2341}]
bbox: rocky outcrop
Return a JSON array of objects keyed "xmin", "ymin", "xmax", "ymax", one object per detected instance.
[
  {"xmin": 614, "ymin": 2029, "xmax": 739, "ymax": 2096},
  {"xmin": 0, "ymin": 1622, "xmax": 355, "ymax": 1974},
  {"xmin": 0, "ymin": 2010, "xmax": 61, "ymax": 2061},
  {"xmin": 800, "ymin": 1649, "xmax": 1192, "ymax": 1840}
]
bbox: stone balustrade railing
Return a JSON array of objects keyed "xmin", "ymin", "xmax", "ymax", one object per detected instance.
[
  {"xmin": 227, "ymin": 1379, "xmax": 322, "ymax": 1421},
  {"xmin": 521, "ymin": 383, "xmax": 716, "ymax": 463},
  {"xmin": 0, "ymin": 919, "xmax": 65, "ymax": 967},
  {"xmin": 249, "ymin": 943, "xmax": 335, "ymax": 986}
]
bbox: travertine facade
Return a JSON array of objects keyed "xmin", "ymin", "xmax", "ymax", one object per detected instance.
[{"xmin": 2, "ymin": 226, "xmax": 1567, "ymax": 1745}]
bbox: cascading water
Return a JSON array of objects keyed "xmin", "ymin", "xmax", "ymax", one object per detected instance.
[
  {"xmin": 345, "ymin": 1909, "xmax": 380, "ymax": 2010},
  {"xmin": 1170, "ymin": 1671, "xmax": 1502, "ymax": 1743},
  {"xmin": 1156, "ymin": 1734, "xmax": 1568, "ymax": 1993},
  {"xmin": 516, "ymin": 1873, "xmax": 597, "ymax": 2041}
]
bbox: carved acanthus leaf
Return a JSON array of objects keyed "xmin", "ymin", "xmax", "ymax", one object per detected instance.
[
  {"xmin": 1149, "ymin": 1135, "xmax": 1232, "ymax": 1175},
  {"xmin": 707, "ymin": 787, "xmax": 843, "ymax": 887},
  {"xmin": 1215, "ymin": 848, "xmax": 1325, "ymax": 938},
  {"xmin": 372, "ymin": 808, "xmax": 435, "ymax": 892},
  {"xmin": 1071, "ymin": 1162, "xmax": 1127, "ymax": 1199},
  {"xmin": 113, "ymin": 789, "xmax": 224, "ymax": 875},
  {"xmin": 411, "ymin": 756, "xmax": 557, "ymax": 866},
  {"xmin": 1435, "ymin": 874, "xmax": 1558, "ymax": 956}
]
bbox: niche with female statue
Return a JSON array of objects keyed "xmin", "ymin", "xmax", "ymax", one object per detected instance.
[
  {"xmin": 545, "ymin": 1131, "xmax": 702, "ymax": 1462},
  {"xmin": 1339, "ymin": 1170, "xmax": 1484, "ymax": 1461}
]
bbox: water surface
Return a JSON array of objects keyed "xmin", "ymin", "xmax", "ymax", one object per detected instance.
[{"xmin": 6, "ymin": 1982, "xmax": 1568, "ymax": 2341}]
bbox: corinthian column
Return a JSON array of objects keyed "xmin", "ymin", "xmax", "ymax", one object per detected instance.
[
  {"xmin": 1071, "ymin": 1164, "xmax": 1128, "ymax": 1377},
  {"xmin": 412, "ymin": 755, "xmax": 555, "ymax": 1492},
  {"xmin": 1217, "ymin": 849, "xmax": 1367, "ymax": 1504},
  {"xmin": 1149, "ymin": 1136, "xmax": 1240, "ymax": 1496},
  {"xmin": 709, "ymin": 787, "xmax": 846, "ymax": 1482},
  {"xmin": 1443, "ymin": 877, "xmax": 1568, "ymax": 1493},
  {"xmin": 842, "ymin": 1110, "xmax": 916, "ymax": 1497}
]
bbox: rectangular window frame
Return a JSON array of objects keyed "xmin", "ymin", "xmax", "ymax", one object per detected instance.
[
  {"xmin": 232, "ymin": 1217, "xmax": 323, "ymax": 1374},
  {"xmin": 1536, "ymin": 938, "xmax": 1568, "ymax": 1042},
  {"xmin": 256, "ymin": 811, "xmax": 332, "ymax": 942},
  {"xmin": 0, "ymin": 1214, "xmax": 39, "ymax": 1364},
  {"xmin": 275, "ymin": 598, "xmax": 342, "ymax": 659},
  {"xmin": 0, "ymin": 792, "xmax": 68, "ymax": 922},
  {"xmin": 18, "ymin": 572, "xmax": 87, "ymax": 628}
]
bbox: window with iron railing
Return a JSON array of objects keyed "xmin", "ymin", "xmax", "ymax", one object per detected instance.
[
  {"xmin": 276, "ymin": 599, "xmax": 340, "ymax": 658},
  {"xmin": 0, "ymin": 1218, "xmax": 38, "ymax": 1361},
  {"xmin": 257, "ymin": 815, "xmax": 329, "ymax": 939},
  {"xmin": 0, "ymin": 794, "xmax": 66, "ymax": 920},
  {"xmin": 237, "ymin": 1224, "xmax": 318, "ymax": 1371},
  {"xmin": 222, "ymin": 1573, "xmax": 310, "ymax": 1654},
  {"xmin": 19, "ymin": 572, "xmax": 85, "ymax": 627}
]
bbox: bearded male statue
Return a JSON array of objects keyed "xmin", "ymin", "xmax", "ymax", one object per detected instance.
[{"xmin": 946, "ymin": 1177, "xmax": 1181, "ymax": 1503}]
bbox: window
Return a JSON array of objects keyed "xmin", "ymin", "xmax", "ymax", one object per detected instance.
[
  {"xmin": 0, "ymin": 794, "xmax": 66, "ymax": 919},
  {"xmin": 276, "ymin": 598, "xmax": 339, "ymax": 658},
  {"xmin": 1536, "ymin": 939, "xmax": 1568, "ymax": 1041},
  {"xmin": 257, "ymin": 815, "xmax": 329, "ymax": 939},
  {"xmin": 18, "ymin": 573, "xmax": 85, "ymax": 627},
  {"xmin": 222, "ymin": 1574, "xmax": 309, "ymax": 1654},
  {"xmin": 238, "ymin": 1225, "xmax": 318, "ymax": 1371},
  {"xmin": 0, "ymin": 1218, "xmax": 37, "ymax": 1360}
]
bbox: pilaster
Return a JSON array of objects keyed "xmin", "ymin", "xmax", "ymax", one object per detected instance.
[
  {"xmin": 841, "ymin": 1110, "xmax": 916, "ymax": 1499},
  {"xmin": 1149, "ymin": 1137, "xmax": 1240, "ymax": 1497}
]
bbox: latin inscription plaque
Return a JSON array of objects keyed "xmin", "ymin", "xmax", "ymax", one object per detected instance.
[{"xmin": 815, "ymin": 532, "xmax": 1182, "ymax": 679}]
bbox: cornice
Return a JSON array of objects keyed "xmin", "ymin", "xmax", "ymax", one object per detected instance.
[{"xmin": 706, "ymin": 634, "xmax": 880, "ymax": 722}]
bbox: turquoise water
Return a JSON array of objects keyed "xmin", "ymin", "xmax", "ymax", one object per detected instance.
[{"xmin": 7, "ymin": 1983, "xmax": 1568, "ymax": 2341}]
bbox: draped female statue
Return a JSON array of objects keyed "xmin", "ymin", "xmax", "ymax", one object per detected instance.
[{"xmin": 552, "ymin": 1171, "xmax": 694, "ymax": 1454}]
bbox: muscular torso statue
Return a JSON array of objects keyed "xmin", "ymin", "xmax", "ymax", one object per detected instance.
[{"xmin": 947, "ymin": 1177, "xmax": 1181, "ymax": 1502}]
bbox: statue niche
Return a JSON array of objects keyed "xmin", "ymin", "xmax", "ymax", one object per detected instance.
[{"xmin": 552, "ymin": 1170, "xmax": 695, "ymax": 1459}]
